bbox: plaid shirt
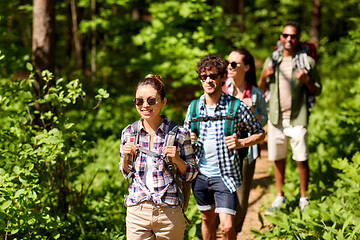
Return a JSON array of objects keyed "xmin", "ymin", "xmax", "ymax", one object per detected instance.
[
  {"xmin": 120, "ymin": 116, "xmax": 198, "ymax": 207},
  {"xmin": 184, "ymin": 92, "xmax": 264, "ymax": 192}
]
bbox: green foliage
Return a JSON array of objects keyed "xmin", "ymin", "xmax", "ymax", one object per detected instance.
[
  {"xmin": 131, "ymin": 0, "xmax": 230, "ymax": 88},
  {"xmin": 0, "ymin": 64, "xmax": 118, "ymax": 238}
]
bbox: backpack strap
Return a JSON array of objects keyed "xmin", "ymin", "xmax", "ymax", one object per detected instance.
[
  {"xmin": 163, "ymin": 121, "xmax": 184, "ymax": 206},
  {"xmin": 189, "ymin": 99, "xmax": 200, "ymax": 135},
  {"xmin": 163, "ymin": 121, "xmax": 191, "ymax": 224},
  {"xmin": 126, "ymin": 121, "xmax": 140, "ymax": 183},
  {"xmin": 224, "ymin": 97, "xmax": 241, "ymax": 136}
]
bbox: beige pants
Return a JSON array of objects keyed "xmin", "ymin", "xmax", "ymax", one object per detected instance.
[
  {"xmin": 126, "ymin": 201, "xmax": 186, "ymax": 240},
  {"xmin": 267, "ymin": 119, "xmax": 308, "ymax": 161}
]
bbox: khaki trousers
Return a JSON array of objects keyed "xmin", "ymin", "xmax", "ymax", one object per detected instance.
[{"xmin": 126, "ymin": 201, "xmax": 186, "ymax": 240}]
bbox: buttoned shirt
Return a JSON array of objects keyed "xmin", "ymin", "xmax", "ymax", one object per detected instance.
[
  {"xmin": 120, "ymin": 116, "xmax": 198, "ymax": 207},
  {"xmin": 184, "ymin": 93, "xmax": 264, "ymax": 192},
  {"xmin": 263, "ymin": 52, "xmax": 322, "ymax": 127}
]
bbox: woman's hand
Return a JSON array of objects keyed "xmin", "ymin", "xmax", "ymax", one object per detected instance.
[
  {"xmin": 123, "ymin": 142, "xmax": 138, "ymax": 158},
  {"xmin": 242, "ymin": 98, "xmax": 253, "ymax": 108},
  {"xmin": 163, "ymin": 146, "xmax": 187, "ymax": 176},
  {"xmin": 163, "ymin": 146, "xmax": 179, "ymax": 159}
]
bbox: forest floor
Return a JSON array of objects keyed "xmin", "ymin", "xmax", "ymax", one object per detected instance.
[
  {"xmin": 235, "ymin": 147, "xmax": 274, "ymax": 239},
  {"xmin": 216, "ymin": 143, "xmax": 275, "ymax": 239}
]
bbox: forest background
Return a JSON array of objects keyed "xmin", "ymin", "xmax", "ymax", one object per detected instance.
[{"xmin": 1, "ymin": 0, "xmax": 359, "ymax": 239}]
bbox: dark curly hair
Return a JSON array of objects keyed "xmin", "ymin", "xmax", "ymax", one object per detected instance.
[
  {"xmin": 196, "ymin": 54, "xmax": 227, "ymax": 77},
  {"xmin": 136, "ymin": 74, "xmax": 166, "ymax": 100}
]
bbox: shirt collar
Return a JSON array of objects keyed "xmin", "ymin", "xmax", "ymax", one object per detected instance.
[
  {"xmin": 139, "ymin": 115, "xmax": 169, "ymax": 134},
  {"xmin": 198, "ymin": 92, "xmax": 229, "ymax": 111}
]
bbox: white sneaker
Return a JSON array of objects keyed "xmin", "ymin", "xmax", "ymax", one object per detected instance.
[
  {"xmin": 299, "ymin": 197, "xmax": 309, "ymax": 211},
  {"xmin": 265, "ymin": 195, "xmax": 287, "ymax": 215}
]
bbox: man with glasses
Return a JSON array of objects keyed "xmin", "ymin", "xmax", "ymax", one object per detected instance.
[
  {"xmin": 258, "ymin": 21, "xmax": 322, "ymax": 213},
  {"xmin": 184, "ymin": 54, "xmax": 265, "ymax": 239}
]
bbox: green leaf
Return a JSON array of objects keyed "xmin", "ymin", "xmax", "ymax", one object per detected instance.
[
  {"xmin": 26, "ymin": 62, "xmax": 33, "ymax": 71},
  {"xmin": 1, "ymin": 201, "xmax": 12, "ymax": 210},
  {"xmin": 15, "ymin": 189, "xmax": 26, "ymax": 197}
]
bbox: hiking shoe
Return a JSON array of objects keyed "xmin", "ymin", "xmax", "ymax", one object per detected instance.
[
  {"xmin": 299, "ymin": 197, "xmax": 309, "ymax": 211},
  {"xmin": 265, "ymin": 195, "xmax": 287, "ymax": 215}
]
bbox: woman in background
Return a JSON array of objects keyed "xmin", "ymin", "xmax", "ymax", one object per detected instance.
[{"xmin": 224, "ymin": 48, "xmax": 268, "ymax": 233}]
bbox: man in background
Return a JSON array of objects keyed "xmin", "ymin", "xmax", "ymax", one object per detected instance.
[{"xmin": 258, "ymin": 21, "xmax": 322, "ymax": 213}]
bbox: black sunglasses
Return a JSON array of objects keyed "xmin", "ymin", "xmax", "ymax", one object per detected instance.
[
  {"xmin": 200, "ymin": 73, "xmax": 220, "ymax": 81},
  {"xmin": 133, "ymin": 96, "xmax": 157, "ymax": 106},
  {"xmin": 226, "ymin": 61, "xmax": 240, "ymax": 69},
  {"xmin": 281, "ymin": 33, "xmax": 298, "ymax": 39}
]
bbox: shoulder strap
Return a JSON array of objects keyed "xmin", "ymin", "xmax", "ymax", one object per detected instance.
[
  {"xmin": 162, "ymin": 121, "xmax": 188, "ymax": 217},
  {"xmin": 189, "ymin": 99, "xmax": 200, "ymax": 135},
  {"xmin": 224, "ymin": 97, "xmax": 241, "ymax": 136},
  {"xmin": 126, "ymin": 121, "xmax": 140, "ymax": 182}
]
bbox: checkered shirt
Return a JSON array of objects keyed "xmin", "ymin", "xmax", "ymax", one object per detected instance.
[
  {"xmin": 120, "ymin": 116, "xmax": 198, "ymax": 206},
  {"xmin": 184, "ymin": 93, "xmax": 264, "ymax": 192}
]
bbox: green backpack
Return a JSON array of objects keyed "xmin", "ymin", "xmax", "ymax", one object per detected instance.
[{"xmin": 188, "ymin": 96, "xmax": 248, "ymax": 160}]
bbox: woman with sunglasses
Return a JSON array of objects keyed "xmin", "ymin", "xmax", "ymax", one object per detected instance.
[
  {"xmin": 223, "ymin": 48, "xmax": 268, "ymax": 233},
  {"xmin": 119, "ymin": 74, "xmax": 198, "ymax": 239}
]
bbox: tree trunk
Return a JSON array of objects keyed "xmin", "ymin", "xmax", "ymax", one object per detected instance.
[
  {"xmin": 32, "ymin": 0, "xmax": 55, "ymax": 90},
  {"xmin": 91, "ymin": 0, "xmax": 96, "ymax": 83},
  {"xmin": 238, "ymin": 0, "xmax": 245, "ymax": 33},
  {"xmin": 310, "ymin": 0, "xmax": 321, "ymax": 48},
  {"xmin": 70, "ymin": 0, "xmax": 82, "ymax": 69},
  {"xmin": 222, "ymin": 0, "xmax": 245, "ymax": 33},
  {"xmin": 32, "ymin": 0, "xmax": 56, "ymax": 128}
]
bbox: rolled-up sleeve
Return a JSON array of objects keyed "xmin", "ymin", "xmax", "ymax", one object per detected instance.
[
  {"xmin": 119, "ymin": 125, "xmax": 132, "ymax": 179},
  {"xmin": 176, "ymin": 127, "xmax": 198, "ymax": 182}
]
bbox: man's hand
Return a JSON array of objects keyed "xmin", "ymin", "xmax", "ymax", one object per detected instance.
[
  {"xmin": 262, "ymin": 66, "xmax": 275, "ymax": 78},
  {"xmin": 296, "ymin": 69, "xmax": 309, "ymax": 84},
  {"xmin": 190, "ymin": 131, "xmax": 196, "ymax": 145},
  {"xmin": 224, "ymin": 133, "xmax": 243, "ymax": 150}
]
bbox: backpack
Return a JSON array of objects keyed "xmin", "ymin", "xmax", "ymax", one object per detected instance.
[
  {"xmin": 188, "ymin": 96, "xmax": 248, "ymax": 160},
  {"xmin": 271, "ymin": 41, "xmax": 318, "ymax": 108},
  {"xmin": 127, "ymin": 120, "xmax": 191, "ymax": 224}
]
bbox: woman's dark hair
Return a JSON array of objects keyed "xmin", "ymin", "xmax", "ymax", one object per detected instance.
[
  {"xmin": 136, "ymin": 74, "xmax": 166, "ymax": 100},
  {"xmin": 196, "ymin": 54, "xmax": 227, "ymax": 77},
  {"xmin": 231, "ymin": 48, "xmax": 257, "ymax": 87}
]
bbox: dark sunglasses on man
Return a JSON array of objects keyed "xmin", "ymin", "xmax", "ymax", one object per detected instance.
[
  {"xmin": 281, "ymin": 33, "xmax": 298, "ymax": 39},
  {"xmin": 133, "ymin": 97, "xmax": 157, "ymax": 106},
  {"xmin": 199, "ymin": 73, "xmax": 220, "ymax": 81}
]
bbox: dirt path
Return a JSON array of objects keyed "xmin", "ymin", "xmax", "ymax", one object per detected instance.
[{"xmin": 235, "ymin": 147, "xmax": 273, "ymax": 239}]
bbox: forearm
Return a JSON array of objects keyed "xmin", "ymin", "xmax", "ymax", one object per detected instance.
[
  {"xmin": 172, "ymin": 156, "xmax": 187, "ymax": 176},
  {"xmin": 304, "ymin": 76, "xmax": 318, "ymax": 95},
  {"xmin": 236, "ymin": 132, "xmax": 265, "ymax": 149},
  {"xmin": 258, "ymin": 73, "xmax": 268, "ymax": 92},
  {"xmin": 121, "ymin": 156, "xmax": 130, "ymax": 174}
]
